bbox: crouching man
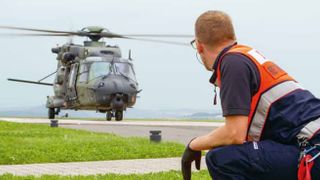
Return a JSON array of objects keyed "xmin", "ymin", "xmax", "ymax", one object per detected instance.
[{"xmin": 182, "ymin": 10, "xmax": 320, "ymax": 180}]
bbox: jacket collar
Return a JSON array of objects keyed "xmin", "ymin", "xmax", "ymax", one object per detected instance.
[{"xmin": 209, "ymin": 42, "xmax": 237, "ymax": 84}]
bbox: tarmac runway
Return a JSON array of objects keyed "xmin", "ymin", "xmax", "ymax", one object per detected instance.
[{"xmin": 0, "ymin": 117, "xmax": 224, "ymax": 144}]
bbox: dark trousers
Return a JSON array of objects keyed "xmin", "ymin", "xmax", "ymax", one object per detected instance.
[{"xmin": 205, "ymin": 140, "xmax": 320, "ymax": 180}]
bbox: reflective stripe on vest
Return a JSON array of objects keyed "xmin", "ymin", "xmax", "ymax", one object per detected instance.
[
  {"xmin": 297, "ymin": 118, "xmax": 320, "ymax": 140},
  {"xmin": 248, "ymin": 81, "xmax": 303, "ymax": 141}
]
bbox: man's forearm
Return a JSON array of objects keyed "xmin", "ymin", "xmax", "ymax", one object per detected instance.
[
  {"xmin": 189, "ymin": 126, "xmax": 239, "ymax": 150},
  {"xmin": 189, "ymin": 116, "xmax": 248, "ymax": 151}
]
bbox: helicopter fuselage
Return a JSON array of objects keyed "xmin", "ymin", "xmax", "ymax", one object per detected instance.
[
  {"xmin": 3, "ymin": 25, "xmax": 189, "ymax": 121},
  {"xmin": 46, "ymin": 41, "xmax": 139, "ymax": 120}
]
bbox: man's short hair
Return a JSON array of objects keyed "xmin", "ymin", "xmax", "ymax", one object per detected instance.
[{"xmin": 195, "ymin": 10, "xmax": 236, "ymax": 47}]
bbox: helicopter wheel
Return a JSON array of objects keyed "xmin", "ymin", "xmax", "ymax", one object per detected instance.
[
  {"xmin": 48, "ymin": 108, "xmax": 55, "ymax": 119},
  {"xmin": 115, "ymin": 111, "xmax": 123, "ymax": 121},
  {"xmin": 106, "ymin": 111, "xmax": 112, "ymax": 121}
]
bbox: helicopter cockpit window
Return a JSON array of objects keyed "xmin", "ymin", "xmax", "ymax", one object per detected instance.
[
  {"xmin": 78, "ymin": 63, "xmax": 90, "ymax": 83},
  {"xmin": 88, "ymin": 62, "xmax": 112, "ymax": 81},
  {"xmin": 114, "ymin": 63, "xmax": 137, "ymax": 82}
]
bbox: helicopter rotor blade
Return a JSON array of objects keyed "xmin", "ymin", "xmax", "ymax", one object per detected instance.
[
  {"xmin": 99, "ymin": 32, "xmax": 190, "ymax": 46},
  {"xmin": 121, "ymin": 34, "xmax": 193, "ymax": 38},
  {"xmin": 0, "ymin": 25, "xmax": 121, "ymax": 38},
  {"xmin": 0, "ymin": 25, "xmax": 191, "ymax": 46},
  {"xmin": 0, "ymin": 33, "xmax": 73, "ymax": 37},
  {"xmin": 0, "ymin": 25, "xmax": 77, "ymax": 34},
  {"xmin": 125, "ymin": 37, "xmax": 189, "ymax": 46},
  {"xmin": 100, "ymin": 32, "xmax": 128, "ymax": 38}
]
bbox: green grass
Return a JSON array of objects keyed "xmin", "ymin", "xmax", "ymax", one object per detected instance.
[
  {"xmin": 0, "ymin": 170, "xmax": 211, "ymax": 180},
  {"xmin": 0, "ymin": 121, "xmax": 185, "ymax": 165}
]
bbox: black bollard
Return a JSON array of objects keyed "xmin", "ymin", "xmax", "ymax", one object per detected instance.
[
  {"xmin": 50, "ymin": 119, "xmax": 59, "ymax": 127},
  {"xmin": 150, "ymin": 130, "xmax": 162, "ymax": 143}
]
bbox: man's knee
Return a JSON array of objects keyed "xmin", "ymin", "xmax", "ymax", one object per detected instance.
[
  {"xmin": 205, "ymin": 144, "xmax": 251, "ymax": 180},
  {"xmin": 206, "ymin": 145, "xmax": 247, "ymax": 171},
  {"xmin": 205, "ymin": 147, "xmax": 224, "ymax": 178},
  {"xmin": 205, "ymin": 147, "xmax": 221, "ymax": 170}
]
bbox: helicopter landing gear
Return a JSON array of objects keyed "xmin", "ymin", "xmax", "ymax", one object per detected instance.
[
  {"xmin": 106, "ymin": 110, "xmax": 123, "ymax": 121},
  {"xmin": 48, "ymin": 108, "xmax": 60, "ymax": 119},
  {"xmin": 115, "ymin": 110, "xmax": 123, "ymax": 121},
  {"xmin": 106, "ymin": 111, "xmax": 112, "ymax": 121},
  {"xmin": 48, "ymin": 108, "xmax": 55, "ymax": 119},
  {"xmin": 48, "ymin": 108, "xmax": 59, "ymax": 127}
]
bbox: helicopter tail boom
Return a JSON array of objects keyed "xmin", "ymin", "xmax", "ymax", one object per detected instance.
[{"xmin": 7, "ymin": 78, "xmax": 53, "ymax": 86}]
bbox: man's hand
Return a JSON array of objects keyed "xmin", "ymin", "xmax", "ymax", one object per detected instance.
[{"xmin": 181, "ymin": 140, "xmax": 202, "ymax": 180}]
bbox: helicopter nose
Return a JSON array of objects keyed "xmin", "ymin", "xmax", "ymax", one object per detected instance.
[
  {"xmin": 94, "ymin": 75, "xmax": 138, "ymax": 107},
  {"xmin": 111, "ymin": 93, "xmax": 125, "ymax": 109},
  {"xmin": 97, "ymin": 75, "xmax": 138, "ymax": 94}
]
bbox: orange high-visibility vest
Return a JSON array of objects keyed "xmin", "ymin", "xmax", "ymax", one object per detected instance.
[{"xmin": 216, "ymin": 44, "xmax": 302, "ymax": 141}]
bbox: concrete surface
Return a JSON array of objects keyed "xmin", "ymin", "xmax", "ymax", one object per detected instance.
[
  {"xmin": 0, "ymin": 117, "xmax": 224, "ymax": 144},
  {"xmin": 0, "ymin": 157, "xmax": 207, "ymax": 176},
  {"xmin": 62, "ymin": 124, "xmax": 215, "ymax": 144}
]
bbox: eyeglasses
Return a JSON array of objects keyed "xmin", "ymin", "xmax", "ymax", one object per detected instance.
[
  {"xmin": 190, "ymin": 39, "xmax": 204, "ymax": 65},
  {"xmin": 190, "ymin": 39, "xmax": 196, "ymax": 49},
  {"xmin": 190, "ymin": 39, "xmax": 203, "ymax": 65}
]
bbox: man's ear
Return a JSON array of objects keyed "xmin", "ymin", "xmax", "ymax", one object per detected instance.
[{"xmin": 196, "ymin": 40, "xmax": 204, "ymax": 54}]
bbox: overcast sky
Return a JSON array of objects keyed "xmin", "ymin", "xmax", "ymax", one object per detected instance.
[{"xmin": 0, "ymin": 0, "xmax": 319, "ymax": 111}]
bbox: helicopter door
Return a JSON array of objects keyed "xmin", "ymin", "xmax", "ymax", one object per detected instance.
[{"xmin": 67, "ymin": 63, "xmax": 79, "ymax": 101}]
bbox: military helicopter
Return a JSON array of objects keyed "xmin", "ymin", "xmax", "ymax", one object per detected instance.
[{"xmin": 0, "ymin": 26, "xmax": 191, "ymax": 121}]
